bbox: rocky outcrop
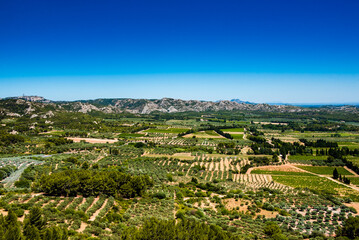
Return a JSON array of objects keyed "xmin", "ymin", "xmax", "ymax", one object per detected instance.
[{"xmin": 0, "ymin": 96, "xmax": 358, "ymax": 116}]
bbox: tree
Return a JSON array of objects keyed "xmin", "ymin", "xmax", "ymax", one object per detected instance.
[
  {"xmin": 264, "ymin": 221, "xmax": 282, "ymax": 237},
  {"xmin": 4, "ymin": 225, "xmax": 23, "ymax": 240},
  {"xmin": 271, "ymin": 233, "xmax": 288, "ymax": 240},
  {"xmin": 5, "ymin": 209, "xmax": 19, "ymax": 226},
  {"xmin": 333, "ymin": 168, "xmax": 339, "ymax": 179},
  {"xmin": 81, "ymin": 161, "xmax": 89, "ymax": 169},
  {"xmin": 337, "ymin": 216, "xmax": 359, "ymax": 239},
  {"xmin": 272, "ymin": 154, "xmax": 279, "ymax": 162},
  {"xmin": 28, "ymin": 207, "xmax": 46, "ymax": 230},
  {"xmin": 23, "ymin": 224, "xmax": 40, "ymax": 240}
]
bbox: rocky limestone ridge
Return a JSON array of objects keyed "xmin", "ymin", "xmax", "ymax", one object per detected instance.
[
  {"xmin": 69, "ymin": 97, "xmax": 302, "ymax": 114},
  {"xmin": 0, "ymin": 97, "xmax": 358, "ymax": 116}
]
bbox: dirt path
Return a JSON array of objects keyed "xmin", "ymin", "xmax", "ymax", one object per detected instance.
[
  {"xmin": 77, "ymin": 222, "xmax": 88, "ymax": 232},
  {"xmin": 93, "ymin": 155, "xmax": 106, "ymax": 163},
  {"xmin": 345, "ymin": 166, "xmax": 359, "ymax": 176},
  {"xmin": 220, "ymin": 159, "xmax": 224, "ymax": 171},
  {"xmin": 76, "ymin": 197, "xmax": 87, "ymax": 210},
  {"xmin": 209, "ymin": 171, "xmax": 214, "ymax": 182},
  {"xmin": 173, "ymin": 191, "xmax": 177, "ymax": 220},
  {"xmin": 86, "ymin": 197, "xmax": 99, "ymax": 212},
  {"xmin": 241, "ymin": 146, "xmax": 251, "ymax": 154},
  {"xmin": 344, "ymin": 202, "xmax": 359, "ymax": 216},
  {"xmin": 89, "ymin": 199, "xmax": 108, "ymax": 221}
]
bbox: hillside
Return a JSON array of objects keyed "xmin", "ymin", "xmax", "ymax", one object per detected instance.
[{"xmin": 2, "ymin": 96, "xmax": 358, "ymax": 117}]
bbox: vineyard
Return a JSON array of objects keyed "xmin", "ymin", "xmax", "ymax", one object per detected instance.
[{"xmin": 1, "ymin": 100, "xmax": 359, "ymax": 239}]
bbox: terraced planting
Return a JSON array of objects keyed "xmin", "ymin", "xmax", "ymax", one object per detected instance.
[
  {"xmin": 0, "ymin": 156, "xmax": 43, "ymax": 187},
  {"xmin": 1, "ymin": 98, "xmax": 359, "ymax": 239}
]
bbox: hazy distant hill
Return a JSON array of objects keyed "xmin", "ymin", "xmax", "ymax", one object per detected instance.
[{"xmin": 0, "ymin": 96, "xmax": 358, "ymax": 117}]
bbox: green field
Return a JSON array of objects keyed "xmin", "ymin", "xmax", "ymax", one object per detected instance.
[
  {"xmin": 296, "ymin": 166, "xmax": 353, "ymax": 175},
  {"xmin": 347, "ymin": 177, "xmax": 359, "ymax": 186},
  {"xmin": 143, "ymin": 128, "xmax": 189, "ymax": 133},
  {"xmin": 2, "ymin": 97, "xmax": 359, "ymax": 239},
  {"xmin": 117, "ymin": 133, "xmax": 145, "ymax": 138},
  {"xmin": 250, "ymin": 170, "xmax": 313, "ymax": 176},
  {"xmin": 231, "ymin": 134, "xmax": 244, "ymax": 139},
  {"xmin": 347, "ymin": 156, "xmax": 359, "ymax": 167},
  {"xmin": 273, "ymin": 175, "xmax": 359, "ymax": 200},
  {"xmin": 288, "ymin": 155, "xmax": 328, "ymax": 161},
  {"xmin": 221, "ymin": 128, "xmax": 244, "ymax": 132}
]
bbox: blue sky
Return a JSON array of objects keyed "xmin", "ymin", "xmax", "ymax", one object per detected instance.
[{"xmin": 1, "ymin": 0, "xmax": 358, "ymax": 103}]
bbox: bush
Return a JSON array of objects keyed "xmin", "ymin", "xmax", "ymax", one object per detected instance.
[{"xmin": 153, "ymin": 192, "xmax": 166, "ymax": 199}]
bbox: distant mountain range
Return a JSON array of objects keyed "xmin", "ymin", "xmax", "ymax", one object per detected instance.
[{"xmin": 0, "ymin": 96, "xmax": 358, "ymax": 117}]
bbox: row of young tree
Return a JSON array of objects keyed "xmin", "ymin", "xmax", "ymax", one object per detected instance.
[
  {"xmin": 0, "ymin": 165, "xmax": 16, "ymax": 180},
  {"xmin": 299, "ymin": 139, "xmax": 338, "ymax": 148},
  {"xmin": 333, "ymin": 168, "xmax": 351, "ymax": 185},
  {"xmin": 119, "ymin": 217, "xmax": 240, "ymax": 239},
  {"xmin": 0, "ymin": 207, "xmax": 68, "ymax": 240},
  {"xmin": 38, "ymin": 169, "xmax": 154, "ymax": 197}
]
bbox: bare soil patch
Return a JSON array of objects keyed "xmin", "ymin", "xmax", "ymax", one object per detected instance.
[
  {"xmin": 89, "ymin": 199, "xmax": 108, "ymax": 221},
  {"xmin": 247, "ymin": 164, "xmax": 306, "ymax": 174},
  {"xmin": 78, "ymin": 222, "xmax": 88, "ymax": 232},
  {"xmin": 224, "ymin": 198, "xmax": 249, "ymax": 212},
  {"xmin": 344, "ymin": 202, "xmax": 359, "ymax": 215}
]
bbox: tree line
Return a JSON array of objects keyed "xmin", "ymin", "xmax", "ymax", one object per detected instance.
[
  {"xmin": 119, "ymin": 217, "xmax": 240, "ymax": 240},
  {"xmin": 38, "ymin": 169, "xmax": 153, "ymax": 198}
]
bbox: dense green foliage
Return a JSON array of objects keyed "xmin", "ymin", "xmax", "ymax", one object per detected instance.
[
  {"xmin": 0, "ymin": 208, "xmax": 68, "ymax": 240},
  {"xmin": 1, "ymin": 98, "xmax": 359, "ymax": 239},
  {"xmin": 120, "ymin": 218, "xmax": 240, "ymax": 240},
  {"xmin": 39, "ymin": 169, "xmax": 153, "ymax": 197}
]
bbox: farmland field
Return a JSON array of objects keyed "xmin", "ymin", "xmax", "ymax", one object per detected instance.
[
  {"xmin": 251, "ymin": 170, "xmax": 313, "ymax": 176},
  {"xmin": 272, "ymin": 175, "xmax": 359, "ymax": 201},
  {"xmin": 296, "ymin": 166, "xmax": 354, "ymax": 175},
  {"xmin": 288, "ymin": 155, "xmax": 328, "ymax": 161},
  {"xmin": 221, "ymin": 128, "xmax": 244, "ymax": 132},
  {"xmin": 183, "ymin": 130, "xmax": 224, "ymax": 138},
  {"xmin": 143, "ymin": 128, "xmax": 190, "ymax": 133},
  {"xmin": 1, "ymin": 97, "xmax": 359, "ymax": 239}
]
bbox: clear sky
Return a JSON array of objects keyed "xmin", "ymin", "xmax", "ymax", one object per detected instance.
[{"xmin": 1, "ymin": 0, "xmax": 358, "ymax": 103}]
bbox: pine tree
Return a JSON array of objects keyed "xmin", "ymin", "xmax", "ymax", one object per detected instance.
[
  {"xmin": 23, "ymin": 224, "xmax": 40, "ymax": 240},
  {"xmin": 28, "ymin": 207, "xmax": 46, "ymax": 230},
  {"xmin": 333, "ymin": 168, "xmax": 339, "ymax": 179},
  {"xmin": 4, "ymin": 225, "xmax": 23, "ymax": 240},
  {"xmin": 5, "ymin": 209, "xmax": 19, "ymax": 226},
  {"xmin": 42, "ymin": 228, "xmax": 53, "ymax": 240}
]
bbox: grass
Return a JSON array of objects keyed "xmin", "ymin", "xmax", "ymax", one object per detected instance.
[
  {"xmin": 117, "ymin": 133, "xmax": 144, "ymax": 138},
  {"xmin": 347, "ymin": 156, "xmax": 359, "ymax": 167},
  {"xmin": 204, "ymin": 130, "xmax": 220, "ymax": 136},
  {"xmin": 347, "ymin": 177, "xmax": 359, "ymax": 186},
  {"xmin": 250, "ymin": 170, "xmax": 313, "ymax": 176},
  {"xmin": 39, "ymin": 130, "xmax": 64, "ymax": 136},
  {"xmin": 338, "ymin": 142, "xmax": 359, "ymax": 149},
  {"xmin": 144, "ymin": 128, "xmax": 189, "ymax": 133},
  {"xmin": 184, "ymin": 131, "xmax": 223, "ymax": 139},
  {"xmin": 288, "ymin": 155, "xmax": 328, "ymax": 161},
  {"xmin": 273, "ymin": 175, "xmax": 359, "ymax": 201},
  {"xmin": 296, "ymin": 166, "xmax": 353, "ymax": 175},
  {"xmin": 221, "ymin": 128, "xmax": 244, "ymax": 132},
  {"xmin": 231, "ymin": 134, "xmax": 243, "ymax": 139}
]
